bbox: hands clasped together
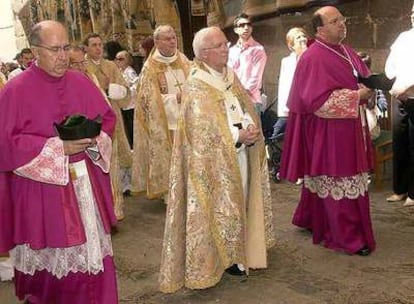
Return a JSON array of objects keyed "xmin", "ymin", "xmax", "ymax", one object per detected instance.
[{"xmin": 238, "ymin": 124, "xmax": 261, "ymax": 146}]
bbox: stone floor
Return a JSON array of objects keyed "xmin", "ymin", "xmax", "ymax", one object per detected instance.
[{"xmin": 3, "ymin": 173, "xmax": 414, "ymax": 303}]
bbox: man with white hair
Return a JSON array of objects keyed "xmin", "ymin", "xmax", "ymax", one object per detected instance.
[
  {"xmin": 132, "ymin": 25, "xmax": 191, "ymax": 199},
  {"xmin": 159, "ymin": 26, "xmax": 274, "ymax": 293}
]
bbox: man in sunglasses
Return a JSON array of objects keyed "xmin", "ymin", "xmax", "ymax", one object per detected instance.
[{"xmin": 228, "ymin": 13, "xmax": 267, "ymax": 113}]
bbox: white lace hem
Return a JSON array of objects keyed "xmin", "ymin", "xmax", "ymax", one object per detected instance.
[
  {"xmin": 11, "ymin": 160, "xmax": 113, "ymax": 279},
  {"xmin": 304, "ymin": 173, "xmax": 369, "ymax": 200}
]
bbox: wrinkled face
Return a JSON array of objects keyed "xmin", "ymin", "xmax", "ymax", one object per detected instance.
[
  {"xmin": 291, "ymin": 31, "xmax": 308, "ymax": 54},
  {"xmin": 234, "ymin": 17, "xmax": 253, "ymax": 41},
  {"xmin": 32, "ymin": 25, "xmax": 70, "ymax": 77},
  {"xmin": 154, "ymin": 30, "xmax": 177, "ymax": 57},
  {"xmin": 85, "ymin": 37, "xmax": 104, "ymax": 60},
  {"xmin": 21, "ymin": 52, "xmax": 34, "ymax": 68},
  {"xmin": 69, "ymin": 50, "xmax": 87, "ymax": 73},
  {"xmin": 202, "ymin": 29, "xmax": 229, "ymax": 72},
  {"xmin": 318, "ymin": 7, "xmax": 347, "ymax": 44}
]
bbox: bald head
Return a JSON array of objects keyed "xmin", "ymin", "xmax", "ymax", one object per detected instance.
[
  {"xmin": 30, "ymin": 20, "xmax": 67, "ymax": 46},
  {"xmin": 30, "ymin": 20, "xmax": 70, "ymax": 77},
  {"xmin": 312, "ymin": 6, "xmax": 347, "ymax": 44}
]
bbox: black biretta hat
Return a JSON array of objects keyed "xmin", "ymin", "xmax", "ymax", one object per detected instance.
[{"xmin": 54, "ymin": 114, "xmax": 102, "ymax": 140}]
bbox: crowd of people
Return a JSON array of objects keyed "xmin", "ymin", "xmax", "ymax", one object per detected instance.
[{"xmin": 0, "ymin": 2, "xmax": 413, "ymax": 303}]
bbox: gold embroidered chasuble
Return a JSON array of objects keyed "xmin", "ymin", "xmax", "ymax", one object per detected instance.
[
  {"xmin": 131, "ymin": 51, "xmax": 191, "ymax": 199},
  {"xmin": 159, "ymin": 61, "xmax": 275, "ymax": 293},
  {"xmin": 85, "ymin": 57, "xmax": 132, "ymax": 171}
]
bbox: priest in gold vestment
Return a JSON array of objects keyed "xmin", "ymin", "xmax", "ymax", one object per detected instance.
[
  {"xmin": 132, "ymin": 25, "xmax": 191, "ymax": 199},
  {"xmin": 159, "ymin": 26, "xmax": 275, "ymax": 293},
  {"xmin": 84, "ymin": 33, "xmax": 132, "ymax": 174}
]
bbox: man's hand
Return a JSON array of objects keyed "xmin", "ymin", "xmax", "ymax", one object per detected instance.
[
  {"xmin": 63, "ymin": 138, "xmax": 95, "ymax": 155},
  {"xmin": 392, "ymin": 84, "xmax": 414, "ymax": 101},
  {"xmin": 238, "ymin": 124, "xmax": 260, "ymax": 146},
  {"xmin": 358, "ymin": 85, "xmax": 374, "ymax": 101}
]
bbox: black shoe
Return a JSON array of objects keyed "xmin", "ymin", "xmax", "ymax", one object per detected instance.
[
  {"xmin": 356, "ymin": 246, "xmax": 371, "ymax": 256},
  {"xmin": 123, "ymin": 190, "xmax": 131, "ymax": 197},
  {"xmin": 225, "ymin": 264, "xmax": 246, "ymax": 276}
]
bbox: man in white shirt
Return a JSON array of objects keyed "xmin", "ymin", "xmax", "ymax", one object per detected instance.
[{"xmin": 384, "ymin": 3, "xmax": 414, "ymax": 206}]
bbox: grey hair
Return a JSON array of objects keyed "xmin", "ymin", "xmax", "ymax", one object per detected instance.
[
  {"xmin": 153, "ymin": 25, "xmax": 175, "ymax": 40},
  {"xmin": 29, "ymin": 23, "xmax": 43, "ymax": 46},
  {"xmin": 116, "ymin": 50, "xmax": 133, "ymax": 66},
  {"xmin": 192, "ymin": 26, "xmax": 221, "ymax": 59},
  {"xmin": 29, "ymin": 20, "xmax": 66, "ymax": 46}
]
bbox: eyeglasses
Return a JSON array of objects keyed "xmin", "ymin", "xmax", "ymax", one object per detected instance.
[
  {"xmin": 327, "ymin": 16, "xmax": 347, "ymax": 26},
  {"xmin": 203, "ymin": 41, "xmax": 229, "ymax": 51},
  {"xmin": 236, "ymin": 22, "xmax": 252, "ymax": 28},
  {"xmin": 33, "ymin": 44, "xmax": 71, "ymax": 54},
  {"xmin": 115, "ymin": 57, "xmax": 125, "ymax": 61},
  {"xmin": 70, "ymin": 60, "xmax": 86, "ymax": 67}
]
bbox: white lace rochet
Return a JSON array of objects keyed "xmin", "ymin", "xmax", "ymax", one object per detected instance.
[
  {"xmin": 11, "ymin": 160, "xmax": 113, "ymax": 279},
  {"xmin": 304, "ymin": 173, "xmax": 369, "ymax": 200}
]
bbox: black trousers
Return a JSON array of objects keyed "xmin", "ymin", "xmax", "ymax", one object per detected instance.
[
  {"xmin": 392, "ymin": 98, "xmax": 414, "ymax": 197},
  {"xmin": 121, "ymin": 109, "xmax": 134, "ymax": 149}
]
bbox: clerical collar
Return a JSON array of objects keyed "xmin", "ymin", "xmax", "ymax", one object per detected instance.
[
  {"xmin": 84, "ymin": 54, "xmax": 101, "ymax": 65},
  {"xmin": 90, "ymin": 58, "xmax": 101, "ymax": 65},
  {"xmin": 204, "ymin": 63, "xmax": 226, "ymax": 80},
  {"xmin": 153, "ymin": 49, "xmax": 178, "ymax": 64}
]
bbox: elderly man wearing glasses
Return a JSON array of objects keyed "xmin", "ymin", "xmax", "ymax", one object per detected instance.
[
  {"xmin": 0, "ymin": 20, "xmax": 118, "ymax": 303},
  {"xmin": 159, "ymin": 26, "xmax": 274, "ymax": 293},
  {"xmin": 228, "ymin": 13, "xmax": 267, "ymax": 113},
  {"xmin": 131, "ymin": 25, "xmax": 191, "ymax": 200}
]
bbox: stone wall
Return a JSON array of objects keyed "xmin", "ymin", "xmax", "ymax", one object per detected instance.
[
  {"xmin": 235, "ymin": 0, "xmax": 413, "ymax": 102},
  {"xmin": 9, "ymin": 0, "xmax": 413, "ymax": 101}
]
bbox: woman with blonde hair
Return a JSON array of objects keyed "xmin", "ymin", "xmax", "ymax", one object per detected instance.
[{"xmin": 272, "ymin": 27, "xmax": 308, "ymax": 140}]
